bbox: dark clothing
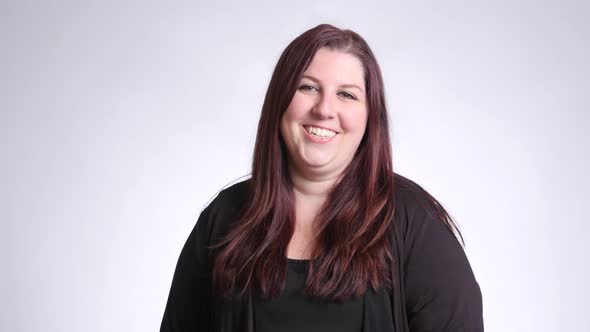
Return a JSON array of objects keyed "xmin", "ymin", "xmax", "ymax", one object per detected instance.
[
  {"xmin": 253, "ymin": 258, "xmax": 396, "ymax": 332},
  {"xmin": 254, "ymin": 258, "xmax": 366, "ymax": 332},
  {"xmin": 160, "ymin": 173, "xmax": 484, "ymax": 331}
]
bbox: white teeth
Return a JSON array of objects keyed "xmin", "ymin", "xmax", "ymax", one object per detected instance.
[{"xmin": 305, "ymin": 126, "xmax": 336, "ymax": 138}]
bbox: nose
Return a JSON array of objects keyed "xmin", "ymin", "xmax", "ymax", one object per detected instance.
[{"xmin": 311, "ymin": 93, "xmax": 336, "ymax": 119}]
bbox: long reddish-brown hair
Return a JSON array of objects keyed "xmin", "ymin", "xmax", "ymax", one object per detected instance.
[{"xmin": 211, "ymin": 24, "xmax": 460, "ymax": 302}]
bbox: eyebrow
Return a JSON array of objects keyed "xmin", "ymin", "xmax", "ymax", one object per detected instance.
[{"xmin": 301, "ymin": 75, "xmax": 365, "ymax": 94}]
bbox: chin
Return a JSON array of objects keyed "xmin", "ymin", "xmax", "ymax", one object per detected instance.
[{"xmin": 301, "ymin": 156, "xmax": 334, "ymax": 169}]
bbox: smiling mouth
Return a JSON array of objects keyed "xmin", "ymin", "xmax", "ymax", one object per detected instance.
[{"xmin": 303, "ymin": 125, "xmax": 337, "ymax": 138}]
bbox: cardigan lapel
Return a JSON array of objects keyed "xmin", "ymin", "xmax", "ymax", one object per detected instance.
[
  {"xmin": 390, "ymin": 223, "xmax": 409, "ymax": 332},
  {"xmin": 216, "ymin": 289, "xmax": 255, "ymax": 332}
]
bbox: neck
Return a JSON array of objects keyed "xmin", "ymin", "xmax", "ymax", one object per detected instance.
[{"xmin": 287, "ymin": 164, "xmax": 342, "ymax": 201}]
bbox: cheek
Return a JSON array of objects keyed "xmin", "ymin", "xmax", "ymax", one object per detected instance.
[
  {"xmin": 280, "ymin": 110, "xmax": 299, "ymax": 143},
  {"xmin": 284, "ymin": 93, "xmax": 311, "ymax": 121},
  {"xmin": 280, "ymin": 112, "xmax": 297, "ymax": 140},
  {"xmin": 341, "ymin": 108, "xmax": 368, "ymax": 134},
  {"xmin": 279, "ymin": 115, "xmax": 291, "ymax": 143}
]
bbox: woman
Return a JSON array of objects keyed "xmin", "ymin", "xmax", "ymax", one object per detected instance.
[{"xmin": 160, "ymin": 24, "xmax": 483, "ymax": 331}]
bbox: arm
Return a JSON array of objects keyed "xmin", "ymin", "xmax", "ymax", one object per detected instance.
[
  {"xmin": 403, "ymin": 195, "xmax": 484, "ymax": 331},
  {"xmin": 160, "ymin": 204, "xmax": 215, "ymax": 332}
]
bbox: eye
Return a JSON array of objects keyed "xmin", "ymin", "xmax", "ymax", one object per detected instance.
[
  {"xmin": 338, "ymin": 91, "xmax": 357, "ymax": 100},
  {"xmin": 298, "ymin": 84, "xmax": 318, "ymax": 92}
]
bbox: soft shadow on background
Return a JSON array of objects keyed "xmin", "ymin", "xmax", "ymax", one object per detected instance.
[{"xmin": 1, "ymin": 1, "xmax": 588, "ymax": 331}]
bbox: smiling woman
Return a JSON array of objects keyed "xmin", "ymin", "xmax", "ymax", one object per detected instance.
[{"xmin": 160, "ymin": 24, "xmax": 484, "ymax": 332}]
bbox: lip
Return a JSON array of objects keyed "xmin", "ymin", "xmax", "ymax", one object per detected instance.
[
  {"xmin": 302, "ymin": 125, "xmax": 338, "ymax": 143},
  {"xmin": 303, "ymin": 124, "xmax": 339, "ymax": 133}
]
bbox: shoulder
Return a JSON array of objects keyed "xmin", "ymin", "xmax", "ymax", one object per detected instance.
[
  {"xmin": 393, "ymin": 172, "xmax": 436, "ymax": 211},
  {"xmin": 392, "ymin": 172, "xmax": 439, "ymax": 224},
  {"xmin": 197, "ymin": 177, "xmax": 251, "ymax": 242},
  {"xmin": 391, "ymin": 172, "xmax": 460, "ymax": 247},
  {"xmin": 210, "ymin": 176, "xmax": 251, "ymax": 208}
]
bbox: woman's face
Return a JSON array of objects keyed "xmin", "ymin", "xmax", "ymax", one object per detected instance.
[{"xmin": 280, "ymin": 47, "xmax": 368, "ymax": 179}]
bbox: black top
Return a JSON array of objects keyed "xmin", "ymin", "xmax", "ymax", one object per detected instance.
[
  {"xmin": 254, "ymin": 258, "xmax": 365, "ymax": 332},
  {"xmin": 159, "ymin": 173, "xmax": 483, "ymax": 332}
]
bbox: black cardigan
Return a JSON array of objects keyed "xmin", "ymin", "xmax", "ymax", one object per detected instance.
[{"xmin": 160, "ymin": 173, "xmax": 484, "ymax": 331}]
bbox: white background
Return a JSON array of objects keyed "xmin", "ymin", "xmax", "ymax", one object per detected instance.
[{"xmin": 2, "ymin": 0, "xmax": 588, "ymax": 331}]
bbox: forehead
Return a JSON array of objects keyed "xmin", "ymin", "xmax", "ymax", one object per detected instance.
[{"xmin": 303, "ymin": 48, "xmax": 365, "ymax": 87}]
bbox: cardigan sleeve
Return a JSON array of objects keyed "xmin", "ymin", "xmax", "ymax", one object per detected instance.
[
  {"xmin": 401, "ymin": 190, "xmax": 484, "ymax": 331},
  {"xmin": 160, "ymin": 203, "xmax": 215, "ymax": 332}
]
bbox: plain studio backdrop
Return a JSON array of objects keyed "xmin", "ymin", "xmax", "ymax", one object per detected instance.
[{"xmin": 1, "ymin": 0, "xmax": 588, "ymax": 331}]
